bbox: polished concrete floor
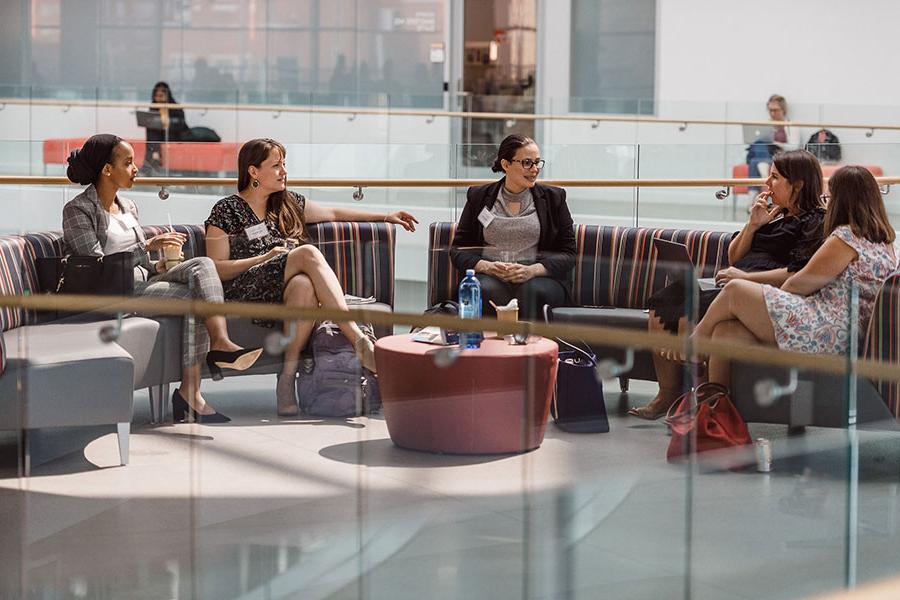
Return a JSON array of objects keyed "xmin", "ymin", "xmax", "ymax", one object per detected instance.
[{"xmin": 2, "ymin": 376, "xmax": 900, "ymax": 600}]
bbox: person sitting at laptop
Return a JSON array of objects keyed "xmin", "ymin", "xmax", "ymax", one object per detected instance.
[
  {"xmin": 629, "ymin": 150, "xmax": 825, "ymax": 419},
  {"xmin": 746, "ymin": 94, "xmax": 802, "ymax": 184},
  {"xmin": 142, "ymin": 81, "xmax": 189, "ymax": 174}
]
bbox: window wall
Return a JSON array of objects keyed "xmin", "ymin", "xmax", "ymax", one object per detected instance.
[
  {"xmin": 569, "ymin": 0, "xmax": 656, "ymax": 114},
  {"xmin": 5, "ymin": 0, "xmax": 446, "ymax": 107}
]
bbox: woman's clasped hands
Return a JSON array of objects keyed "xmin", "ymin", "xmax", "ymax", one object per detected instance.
[{"xmin": 480, "ymin": 260, "xmax": 539, "ymax": 284}]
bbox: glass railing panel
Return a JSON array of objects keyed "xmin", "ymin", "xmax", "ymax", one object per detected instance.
[{"xmin": 635, "ymin": 142, "xmax": 747, "ymax": 228}]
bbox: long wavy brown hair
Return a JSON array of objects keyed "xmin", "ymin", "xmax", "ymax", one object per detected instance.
[
  {"xmin": 825, "ymin": 166, "xmax": 895, "ymax": 244},
  {"xmin": 237, "ymin": 138, "xmax": 306, "ymax": 239}
]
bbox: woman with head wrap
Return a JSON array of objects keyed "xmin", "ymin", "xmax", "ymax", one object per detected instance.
[{"xmin": 63, "ymin": 134, "xmax": 262, "ymax": 423}]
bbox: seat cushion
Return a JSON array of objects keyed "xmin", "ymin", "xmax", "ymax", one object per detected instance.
[
  {"xmin": 0, "ymin": 323, "xmax": 135, "ymax": 429},
  {"xmin": 549, "ymin": 306, "xmax": 649, "ymax": 330}
]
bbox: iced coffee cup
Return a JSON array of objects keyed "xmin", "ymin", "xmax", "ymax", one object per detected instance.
[{"xmin": 164, "ymin": 244, "xmax": 183, "ymax": 270}]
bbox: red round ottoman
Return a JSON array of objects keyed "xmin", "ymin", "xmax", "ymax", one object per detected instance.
[{"xmin": 374, "ymin": 334, "xmax": 558, "ymax": 454}]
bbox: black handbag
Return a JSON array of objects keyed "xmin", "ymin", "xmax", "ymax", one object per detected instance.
[
  {"xmin": 36, "ymin": 252, "xmax": 135, "ymax": 296},
  {"xmin": 552, "ymin": 339, "xmax": 610, "ymax": 433}
]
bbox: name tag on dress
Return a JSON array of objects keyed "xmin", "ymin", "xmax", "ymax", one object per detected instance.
[
  {"xmin": 244, "ymin": 222, "xmax": 269, "ymax": 240},
  {"xmin": 119, "ymin": 214, "xmax": 139, "ymax": 230},
  {"xmin": 477, "ymin": 207, "xmax": 495, "ymax": 228}
]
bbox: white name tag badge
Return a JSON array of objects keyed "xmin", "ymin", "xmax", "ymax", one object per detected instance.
[
  {"xmin": 244, "ymin": 223, "xmax": 268, "ymax": 241},
  {"xmin": 120, "ymin": 214, "xmax": 139, "ymax": 230},
  {"xmin": 477, "ymin": 207, "xmax": 494, "ymax": 228}
]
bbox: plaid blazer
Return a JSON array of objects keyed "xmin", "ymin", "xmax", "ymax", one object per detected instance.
[{"xmin": 62, "ymin": 184, "xmax": 152, "ymax": 271}]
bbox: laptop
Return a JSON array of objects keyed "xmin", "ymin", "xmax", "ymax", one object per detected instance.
[
  {"xmin": 742, "ymin": 124, "xmax": 776, "ymax": 145},
  {"xmin": 652, "ymin": 238, "xmax": 720, "ymax": 291},
  {"xmin": 136, "ymin": 110, "xmax": 164, "ymax": 130}
]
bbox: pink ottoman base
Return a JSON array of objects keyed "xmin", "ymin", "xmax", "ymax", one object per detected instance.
[{"xmin": 375, "ymin": 335, "xmax": 558, "ymax": 454}]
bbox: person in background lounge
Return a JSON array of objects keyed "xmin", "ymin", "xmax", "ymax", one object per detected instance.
[
  {"xmin": 692, "ymin": 165, "xmax": 897, "ymax": 389},
  {"xmin": 630, "ymin": 150, "xmax": 826, "ymax": 419},
  {"xmin": 204, "ymin": 138, "xmax": 418, "ymax": 417},
  {"xmin": 450, "ymin": 134, "xmax": 576, "ymax": 320},
  {"xmin": 143, "ymin": 81, "xmax": 189, "ymax": 173},
  {"xmin": 747, "ymin": 94, "xmax": 802, "ymax": 184},
  {"xmin": 63, "ymin": 134, "xmax": 262, "ymax": 423}
]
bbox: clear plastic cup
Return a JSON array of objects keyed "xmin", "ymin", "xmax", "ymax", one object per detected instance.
[{"xmin": 164, "ymin": 244, "xmax": 183, "ymax": 270}]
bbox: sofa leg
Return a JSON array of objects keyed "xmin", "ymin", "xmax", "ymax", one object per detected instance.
[
  {"xmin": 19, "ymin": 430, "xmax": 30, "ymax": 478},
  {"xmin": 148, "ymin": 384, "xmax": 171, "ymax": 424},
  {"xmin": 619, "ymin": 377, "xmax": 630, "ymax": 393},
  {"xmin": 117, "ymin": 422, "xmax": 130, "ymax": 466}
]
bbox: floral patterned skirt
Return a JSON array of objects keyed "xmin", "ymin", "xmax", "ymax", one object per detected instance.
[{"xmin": 763, "ymin": 284, "xmax": 850, "ymax": 355}]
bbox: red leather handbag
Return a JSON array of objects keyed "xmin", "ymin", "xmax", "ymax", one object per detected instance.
[{"xmin": 664, "ymin": 382, "xmax": 752, "ymax": 461}]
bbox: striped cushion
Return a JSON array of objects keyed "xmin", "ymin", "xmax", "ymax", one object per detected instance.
[
  {"xmin": 573, "ymin": 226, "xmax": 732, "ymax": 308},
  {"xmin": 21, "ymin": 231, "xmax": 65, "ymax": 324},
  {"xmin": 306, "ymin": 222, "xmax": 395, "ymax": 307},
  {"xmin": 427, "ymin": 222, "xmax": 458, "ymax": 307},
  {"xmin": 863, "ymin": 273, "xmax": 900, "ymax": 418},
  {"xmin": 426, "ymin": 222, "xmax": 733, "ymax": 309},
  {"xmin": 0, "ymin": 235, "xmax": 32, "ymax": 332}
]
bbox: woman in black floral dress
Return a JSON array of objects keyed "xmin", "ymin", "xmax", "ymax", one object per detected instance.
[{"xmin": 205, "ymin": 138, "xmax": 418, "ymax": 416}]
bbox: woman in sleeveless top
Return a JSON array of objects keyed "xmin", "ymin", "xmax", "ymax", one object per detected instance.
[{"xmin": 691, "ymin": 165, "xmax": 897, "ymax": 388}]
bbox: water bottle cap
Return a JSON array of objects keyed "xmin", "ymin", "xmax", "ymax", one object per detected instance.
[{"xmin": 466, "ymin": 269, "xmax": 475, "ymax": 276}]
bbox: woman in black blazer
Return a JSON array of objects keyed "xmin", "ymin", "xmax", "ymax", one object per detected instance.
[{"xmin": 450, "ymin": 134, "xmax": 576, "ymax": 320}]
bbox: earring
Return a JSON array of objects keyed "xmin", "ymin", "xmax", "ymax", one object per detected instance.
[{"xmin": 252, "ymin": 179, "xmax": 259, "ymax": 188}]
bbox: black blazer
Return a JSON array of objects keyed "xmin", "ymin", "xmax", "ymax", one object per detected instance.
[{"xmin": 450, "ymin": 178, "xmax": 576, "ymax": 282}]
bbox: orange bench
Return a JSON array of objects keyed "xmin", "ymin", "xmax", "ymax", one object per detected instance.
[
  {"xmin": 43, "ymin": 138, "xmax": 240, "ymax": 174},
  {"xmin": 732, "ymin": 163, "xmax": 884, "ymax": 195}
]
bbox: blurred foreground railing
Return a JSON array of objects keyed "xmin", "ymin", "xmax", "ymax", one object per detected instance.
[{"xmin": 1, "ymin": 293, "xmax": 898, "ymax": 385}]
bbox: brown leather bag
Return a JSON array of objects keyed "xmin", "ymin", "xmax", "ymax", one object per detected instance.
[{"xmin": 664, "ymin": 382, "xmax": 752, "ymax": 461}]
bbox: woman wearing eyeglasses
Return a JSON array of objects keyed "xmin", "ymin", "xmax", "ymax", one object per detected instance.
[{"xmin": 450, "ymin": 134, "xmax": 576, "ymax": 320}]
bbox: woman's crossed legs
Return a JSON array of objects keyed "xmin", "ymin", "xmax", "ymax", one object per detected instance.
[{"xmin": 692, "ymin": 279, "xmax": 777, "ymax": 387}]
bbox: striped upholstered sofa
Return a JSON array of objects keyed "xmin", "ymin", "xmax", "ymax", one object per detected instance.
[
  {"xmin": 427, "ymin": 222, "xmax": 732, "ymax": 390},
  {"xmin": 0, "ymin": 221, "xmax": 396, "ymax": 473},
  {"xmin": 427, "ymin": 221, "xmax": 900, "ymax": 427}
]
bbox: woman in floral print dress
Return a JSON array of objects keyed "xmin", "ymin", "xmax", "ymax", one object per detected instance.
[
  {"xmin": 205, "ymin": 138, "xmax": 418, "ymax": 416},
  {"xmin": 691, "ymin": 166, "xmax": 897, "ymax": 387}
]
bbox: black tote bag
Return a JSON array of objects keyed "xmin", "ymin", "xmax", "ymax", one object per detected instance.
[
  {"xmin": 36, "ymin": 252, "xmax": 135, "ymax": 296},
  {"xmin": 552, "ymin": 340, "xmax": 610, "ymax": 433}
]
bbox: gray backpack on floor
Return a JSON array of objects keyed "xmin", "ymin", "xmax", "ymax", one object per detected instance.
[{"xmin": 297, "ymin": 321, "xmax": 381, "ymax": 417}]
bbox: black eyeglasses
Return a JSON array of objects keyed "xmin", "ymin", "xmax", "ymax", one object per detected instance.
[{"xmin": 510, "ymin": 158, "xmax": 545, "ymax": 170}]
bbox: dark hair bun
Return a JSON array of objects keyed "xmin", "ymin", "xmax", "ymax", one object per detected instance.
[
  {"xmin": 492, "ymin": 133, "xmax": 535, "ymax": 174},
  {"xmin": 65, "ymin": 134, "xmax": 123, "ymax": 185},
  {"xmin": 66, "ymin": 149, "xmax": 96, "ymax": 185}
]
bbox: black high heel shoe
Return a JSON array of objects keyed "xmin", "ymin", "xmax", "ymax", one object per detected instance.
[
  {"xmin": 172, "ymin": 389, "xmax": 231, "ymax": 424},
  {"xmin": 205, "ymin": 347, "xmax": 264, "ymax": 381}
]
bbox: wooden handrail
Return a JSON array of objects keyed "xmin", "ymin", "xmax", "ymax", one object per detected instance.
[
  {"xmin": 3, "ymin": 175, "xmax": 900, "ymax": 188},
  {"xmin": 1, "ymin": 293, "xmax": 898, "ymax": 384},
  {"xmin": 1, "ymin": 96, "xmax": 898, "ymax": 133}
]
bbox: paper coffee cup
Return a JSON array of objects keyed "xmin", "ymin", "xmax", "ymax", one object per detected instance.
[{"xmin": 496, "ymin": 306, "xmax": 518, "ymax": 323}]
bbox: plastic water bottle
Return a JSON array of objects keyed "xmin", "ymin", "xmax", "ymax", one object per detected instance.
[{"xmin": 458, "ymin": 269, "xmax": 483, "ymax": 349}]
